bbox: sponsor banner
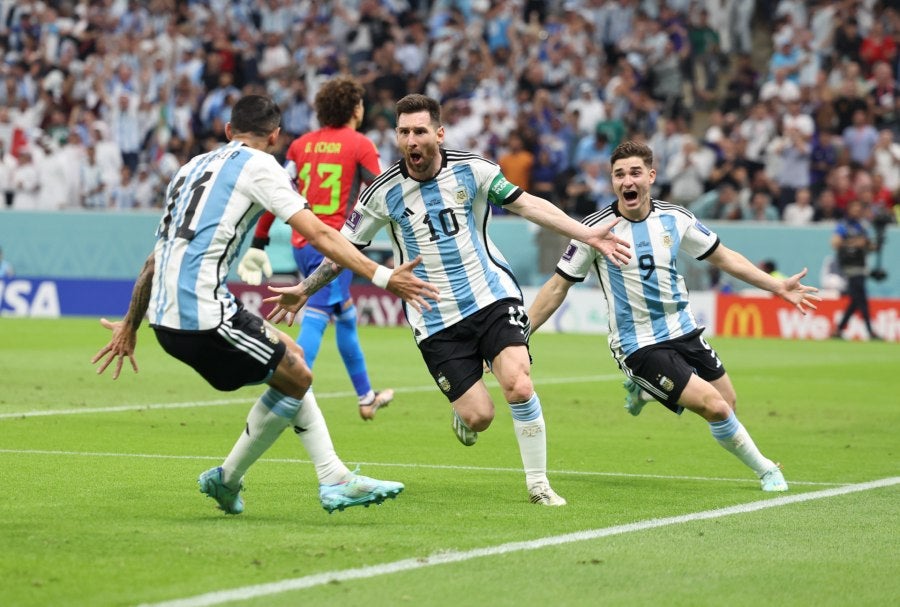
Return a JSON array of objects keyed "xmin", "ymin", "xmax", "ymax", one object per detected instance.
[
  {"xmin": 230, "ymin": 283, "xmax": 407, "ymax": 327},
  {"xmin": 716, "ymin": 293, "xmax": 900, "ymax": 341},
  {"xmin": 0, "ymin": 278, "xmax": 410, "ymax": 324},
  {"xmin": 0, "ymin": 277, "xmax": 135, "ymax": 317}
]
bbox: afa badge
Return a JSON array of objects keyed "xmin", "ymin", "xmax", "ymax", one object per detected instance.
[
  {"xmin": 658, "ymin": 375, "xmax": 675, "ymax": 392},
  {"xmin": 437, "ymin": 372, "xmax": 451, "ymax": 393}
]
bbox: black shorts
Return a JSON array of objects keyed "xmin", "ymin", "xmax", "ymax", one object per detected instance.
[
  {"xmin": 418, "ymin": 298, "xmax": 530, "ymax": 402},
  {"xmin": 621, "ymin": 329, "xmax": 725, "ymax": 412},
  {"xmin": 153, "ymin": 309, "xmax": 286, "ymax": 391}
]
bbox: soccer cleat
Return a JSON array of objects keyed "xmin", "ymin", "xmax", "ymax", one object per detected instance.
[
  {"xmin": 529, "ymin": 483, "xmax": 567, "ymax": 506},
  {"xmin": 319, "ymin": 470, "xmax": 404, "ymax": 513},
  {"xmin": 451, "ymin": 410, "xmax": 478, "ymax": 446},
  {"xmin": 623, "ymin": 379, "xmax": 649, "ymax": 417},
  {"xmin": 198, "ymin": 466, "xmax": 244, "ymax": 514},
  {"xmin": 760, "ymin": 464, "xmax": 789, "ymax": 492},
  {"xmin": 359, "ymin": 388, "xmax": 394, "ymax": 421}
]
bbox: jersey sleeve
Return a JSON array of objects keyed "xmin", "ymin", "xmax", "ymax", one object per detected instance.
[
  {"xmin": 357, "ymin": 136, "xmax": 382, "ymax": 185},
  {"xmin": 555, "ymin": 238, "xmax": 595, "ymax": 282},
  {"xmin": 681, "ymin": 214, "xmax": 720, "ymax": 260},
  {"xmin": 340, "ymin": 191, "xmax": 388, "ymax": 246},
  {"xmin": 244, "ymin": 154, "xmax": 308, "ymax": 222},
  {"xmin": 486, "ymin": 171, "xmax": 524, "ymax": 206},
  {"xmin": 253, "ymin": 211, "xmax": 276, "ymax": 239}
]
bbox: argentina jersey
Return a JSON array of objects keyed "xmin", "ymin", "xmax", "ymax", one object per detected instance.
[
  {"xmin": 342, "ymin": 148, "xmax": 523, "ymax": 343},
  {"xmin": 556, "ymin": 200, "xmax": 720, "ymax": 362},
  {"xmin": 150, "ymin": 141, "xmax": 306, "ymax": 331}
]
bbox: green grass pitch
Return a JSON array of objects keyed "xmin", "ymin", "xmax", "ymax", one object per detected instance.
[{"xmin": 1, "ymin": 317, "xmax": 898, "ymax": 606}]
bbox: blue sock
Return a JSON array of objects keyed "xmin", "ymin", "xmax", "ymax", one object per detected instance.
[
  {"xmin": 709, "ymin": 412, "xmax": 741, "ymax": 440},
  {"xmin": 509, "ymin": 393, "xmax": 542, "ymax": 422},
  {"xmin": 297, "ymin": 309, "xmax": 329, "ymax": 369},
  {"xmin": 335, "ymin": 306, "xmax": 372, "ymax": 397}
]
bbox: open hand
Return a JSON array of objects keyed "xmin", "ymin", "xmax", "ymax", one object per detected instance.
[{"xmin": 91, "ymin": 318, "xmax": 138, "ymax": 379}]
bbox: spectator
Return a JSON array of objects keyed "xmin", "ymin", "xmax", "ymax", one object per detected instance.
[
  {"xmin": 744, "ymin": 190, "xmax": 780, "ymax": 221},
  {"xmin": 782, "ymin": 187, "xmax": 816, "ymax": 225},
  {"xmin": 813, "ymin": 187, "xmax": 844, "ymax": 222},
  {"xmin": 80, "ymin": 146, "xmax": 107, "ymax": 209},
  {"xmin": 10, "ymin": 148, "xmax": 39, "ymax": 210},
  {"xmin": 498, "ymin": 131, "xmax": 535, "ymax": 192},
  {"xmin": 0, "ymin": 139, "xmax": 15, "ymax": 209},
  {"xmin": 842, "ymin": 108, "xmax": 880, "ymax": 167},
  {"xmin": 667, "ymin": 136, "xmax": 713, "ymax": 206}
]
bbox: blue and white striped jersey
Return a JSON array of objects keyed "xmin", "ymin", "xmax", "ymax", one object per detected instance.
[
  {"xmin": 341, "ymin": 148, "xmax": 524, "ymax": 343},
  {"xmin": 150, "ymin": 141, "xmax": 307, "ymax": 331},
  {"xmin": 556, "ymin": 200, "xmax": 720, "ymax": 363}
]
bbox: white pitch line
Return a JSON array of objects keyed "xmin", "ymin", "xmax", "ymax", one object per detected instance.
[
  {"xmin": 0, "ymin": 374, "xmax": 622, "ymax": 419},
  {"xmin": 0, "ymin": 448, "xmax": 845, "ymax": 487},
  {"xmin": 138, "ymin": 477, "xmax": 900, "ymax": 607}
]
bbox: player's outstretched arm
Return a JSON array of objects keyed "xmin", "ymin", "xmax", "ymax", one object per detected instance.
[
  {"xmin": 91, "ymin": 254, "xmax": 155, "ymax": 379},
  {"xmin": 708, "ymin": 245, "xmax": 821, "ymax": 313},
  {"xmin": 506, "ymin": 192, "xmax": 631, "ymax": 266},
  {"xmin": 528, "ymin": 273, "xmax": 575, "ymax": 333}
]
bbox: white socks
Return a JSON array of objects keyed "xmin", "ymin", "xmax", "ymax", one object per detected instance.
[
  {"xmin": 709, "ymin": 412, "xmax": 776, "ymax": 477},
  {"xmin": 509, "ymin": 393, "xmax": 548, "ymax": 488},
  {"xmin": 221, "ymin": 388, "xmax": 300, "ymax": 487},
  {"xmin": 291, "ymin": 389, "xmax": 350, "ymax": 486}
]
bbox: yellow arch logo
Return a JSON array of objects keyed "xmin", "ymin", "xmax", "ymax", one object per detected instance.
[{"xmin": 722, "ymin": 303, "xmax": 763, "ymax": 337}]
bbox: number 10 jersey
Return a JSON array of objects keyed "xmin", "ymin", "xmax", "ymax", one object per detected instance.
[{"xmin": 342, "ymin": 148, "xmax": 525, "ymax": 344}]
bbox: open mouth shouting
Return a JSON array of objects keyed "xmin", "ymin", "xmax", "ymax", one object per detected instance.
[{"xmin": 623, "ymin": 190, "xmax": 639, "ymax": 203}]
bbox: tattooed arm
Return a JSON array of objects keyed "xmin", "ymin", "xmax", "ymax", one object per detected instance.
[
  {"xmin": 91, "ymin": 253, "xmax": 155, "ymax": 379},
  {"xmin": 264, "ymin": 257, "xmax": 342, "ymax": 326}
]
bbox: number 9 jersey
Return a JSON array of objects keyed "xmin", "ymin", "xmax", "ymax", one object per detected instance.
[
  {"xmin": 555, "ymin": 199, "xmax": 720, "ymax": 362},
  {"xmin": 341, "ymin": 148, "xmax": 525, "ymax": 344}
]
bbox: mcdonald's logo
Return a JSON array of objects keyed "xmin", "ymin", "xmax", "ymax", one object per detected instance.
[{"xmin": 722, "ymin": 303, "xmax": 763, "ymax": 337}]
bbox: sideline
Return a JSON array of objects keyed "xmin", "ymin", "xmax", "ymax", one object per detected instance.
[
  {"xmin": 138, "ymin": 477, "xmax": 900, "ymax": 607},
  {"xmin": 0, "ymin": 374, "xmax": 622, "ymax": 419}
]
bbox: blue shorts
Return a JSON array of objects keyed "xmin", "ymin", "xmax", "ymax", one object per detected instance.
[{"xmin": 293, "ymin": 245, "xmax": 353, "ymax": 314}]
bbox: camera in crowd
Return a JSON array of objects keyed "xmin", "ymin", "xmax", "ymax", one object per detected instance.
[{"xmin": 869, "ymin": 210, "xmax": 892, "ymax": 282}]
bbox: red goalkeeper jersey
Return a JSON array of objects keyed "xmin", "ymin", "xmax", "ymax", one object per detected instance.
[{"xmin": 254, "ymin": 126, "xmax": 382, "ymax": 248}]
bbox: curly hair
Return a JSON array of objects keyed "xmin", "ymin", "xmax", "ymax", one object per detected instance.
[{"xmin": 314, "ymin": 77, "xmax": 365, "ymax": 128}]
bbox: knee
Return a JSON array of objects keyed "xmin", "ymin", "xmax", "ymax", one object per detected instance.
[
  {"xmin": 467, "ymin": 409, "xmax": 495, "ymax": 432},
  {"xmin": 499, "ymin": 373, "xmax": 534, "ymax": 404},
  {"xmin": 277, "ymin": 344, "xmax": 313, "ymax": 399}
]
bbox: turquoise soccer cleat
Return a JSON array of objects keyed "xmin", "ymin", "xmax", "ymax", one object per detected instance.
[
  {"xmin": 760, "ymin": 464, "xmax": 789, "ymax": 492},
  {"xmin": 198, "ymin": 466, "xmax": 244, "ymax": 514},
  {"xmin": 319, "ymin": 470, "xmax": 404, "ymax": 513}
]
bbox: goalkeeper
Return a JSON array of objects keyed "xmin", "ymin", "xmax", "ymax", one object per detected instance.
[{"xmin": 238, "ymin": 76, "xmax": 392, "ymax": 420}]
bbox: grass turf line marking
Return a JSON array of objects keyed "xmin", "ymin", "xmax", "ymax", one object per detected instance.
[
  {"xmin": 0, "ymin": 374, "xmax": 622, "ymax": 419},
  {"xmin": 138, "ymin": 477, "xmax": 900, "ymax": 607},
  {"xmin": 0, "ymin": 448, "xmax": 844, "ymax": 487}
]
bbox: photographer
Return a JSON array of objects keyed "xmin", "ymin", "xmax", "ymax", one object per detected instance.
[{"xmin": 830, "ymin": 199, "xmax": 882, "ymax": 340}]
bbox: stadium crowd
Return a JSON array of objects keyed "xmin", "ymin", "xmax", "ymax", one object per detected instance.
[{"xmin": 0, "ymin": 0, "xmax": 897, "ymax": 226}]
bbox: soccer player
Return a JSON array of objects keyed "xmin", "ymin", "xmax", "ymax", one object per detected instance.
[
  {"xmin": 237, "ymin": 77, "xmax": 393, "ymax": 421},
  {"xmin": 265, "ymin": 94, "xmax": 631, "ymax": 506},
  {"xmin": 528, "ymin": 140, "xmax": 821, "ymax": 492},
  {"xmin": 91, "ymin": 95, "xmax": 440, "ymax": 515}
]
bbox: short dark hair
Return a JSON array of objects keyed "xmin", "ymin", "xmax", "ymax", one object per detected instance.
[
  {"xmin": 315, "ymin": 77, "xmax": 365, "ymax": 128},
  {"xmin": 396, "ymin": 94, "xmax": 441, "ymax": 126},
  {"xmin": 610, "ymin": 140, "xmax": 654, "ymax": 168},
  {"xmin": 229, "ymin": 95, "xmax": 282, "ymax": 136}
]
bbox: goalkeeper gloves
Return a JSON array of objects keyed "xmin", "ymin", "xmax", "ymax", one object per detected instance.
[{"xmin": 237, "ymin": 237, "xmax": 272, "ymax": 285}]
